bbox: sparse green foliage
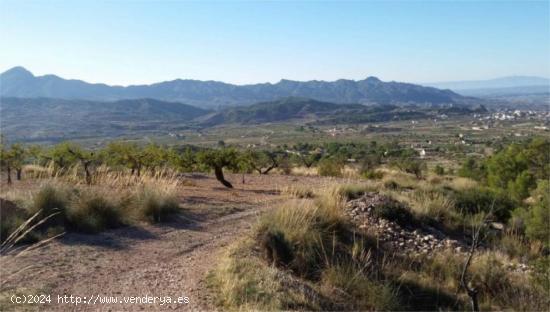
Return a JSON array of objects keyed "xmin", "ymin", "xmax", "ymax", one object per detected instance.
[
  {"xmin": 391, "ymin": 157, "xmax": 426, "ymax": 178},
  {"xmin": 317, "ymin": 158, "xmax": 344, "ymax": 177},
  {"xmin": 524, "ymin": 180, "xmax": 550, "ymax": 247},
  {"xmin": 103, "ymin": 141, "xmax": 145, "ymax": 176},
  {"xmin": 453, "ymin": 187, "xmax": 515, "ymax": 221},
  {"xmin": 434, "ymin": 164, "xmax": 445, "ymax": 176}
]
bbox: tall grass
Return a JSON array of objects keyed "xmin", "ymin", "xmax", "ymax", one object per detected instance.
[
  {"xmin": 132, "ymin": 185, "xmax": 180, "ymax": 223},
  {"xmin": 0, "ymin": 168, "xmax": 183, "ymax": 238}
]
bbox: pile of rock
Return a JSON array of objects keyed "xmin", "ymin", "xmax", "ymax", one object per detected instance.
[
  {"xmin": 345, "ymin": 192, "xmax": 465, "ymax": 256},
  {"xmin": 345, "ymin": 193, "xmax": 532, "ymax": 273}
]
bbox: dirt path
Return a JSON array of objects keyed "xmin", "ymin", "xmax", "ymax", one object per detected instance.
[{"xmin": 1, "ymin": 174, "xmax": 343, "ymax": 311}]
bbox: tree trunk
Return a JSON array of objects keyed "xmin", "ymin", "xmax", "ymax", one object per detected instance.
[
  {"xmin": 261, "ymin": 165, "xmax": 276, "ymax": 175},
  {"xmin": 214, "ymin": 166, "xmax": 233, "ymax": 188},
  {"xmin": 242, "ymin": 173, "xmax": 246, "ymax": 184},
  {"xmin": 16, "ymin": 168, "xmax": 22, "ymax": 181},
  {"xmin": 83, "ymin": 163, "xmax": 91, "ymax": 185},
  {"xmin": 7, "ymin": 166, "xmax": 12, "ymax": 185}
]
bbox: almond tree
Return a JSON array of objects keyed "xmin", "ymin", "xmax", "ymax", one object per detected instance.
[
  {"xmin": 197, "ymin": 148, "xmax": 240, "ymax": 188},
  {"xmin": 0, "ymin": 145, "xmax": 14, "ymax": 184},
  {"xmin": 103, "ymin": 142, "xmax": 145, "ymax": 176},
  {"xmin": 10, "ymin": 144, "xmax": 26, "ymax": 181}
]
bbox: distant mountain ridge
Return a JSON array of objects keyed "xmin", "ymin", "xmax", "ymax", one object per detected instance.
[
  {"xmin": 425, "ymin": 76, "xmax": 550, "ymax": 91},
  {"xmin": 0, "ymin": 67, "xmax": 472, "ymax": 108}
]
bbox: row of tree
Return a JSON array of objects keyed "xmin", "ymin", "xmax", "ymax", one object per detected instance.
[{"xmin": 0, "ymin": 139, "xmax": 425, "ymax": 188}]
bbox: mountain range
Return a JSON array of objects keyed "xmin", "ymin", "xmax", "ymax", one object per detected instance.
[{"xmin": 1, "ymin": 67, "xmax": 472, "ymax": 108}]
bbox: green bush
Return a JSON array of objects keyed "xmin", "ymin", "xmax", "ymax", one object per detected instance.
[
  {"xmin": 531, "ymin": 256, "xmax": 550, "ymax": 292},
  {"xmin": 317, "ymin": 158, "xmax": 344, "ymax": 177},
  {"xmin": 525, "ymin": 180, "xmax": 550, "ymax": 247},
  {"xmin": 362, "ymin": 170, "xmax": 384, "ymax": 180},
  {"xmin": 391, "ymin": 158, "xmax": 426, "ymax": 178},
  {"xmin": 453, "ymin": 187, "xmax": 515, "ymax": 221},
  {"xmin": 434, "ymin": 165, "xmax": 445, "ymax": 176}
]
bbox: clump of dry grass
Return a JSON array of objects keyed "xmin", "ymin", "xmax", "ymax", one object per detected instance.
[
  {"xmin": 210, "ymin": 189, "xmax": 396, "ymax": 311},
  {"xmin": 333, "ymin": 182, "xmax": 380, "ymax": 200},
  {"xmin": 131, "ymin": 184, "xmax": 180, "ymax": 223},
  {"xmin": 66, "ymin": 191, "xmax": 125, "ymax": 233},
  {"xmin": 209, "ymin": 237, "xmax": 324, "ymax": 310},
  {"xmin": 445, "ymin": 176, "xmax": 478, "ymax": 191},
  {"xmin": 279, "ymin": 185, "xmax": 315, "ymax": 199},
  {"xmin": 408, "ymin": 188, "xmax": 455, "ymax": 221},
  {"xmin": 0, "ymin": 169, "xmax": 183, "ymax": 239},
  {"xmin": 291, "ymin": 166, "xmax": 318, "ymax": 176},
  {"xmin": 321, "ymin": 259, "xmax": 399, "ymax": 310}
]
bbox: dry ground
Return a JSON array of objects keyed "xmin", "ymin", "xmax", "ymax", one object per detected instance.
[{"xmin": 0, "ymin": 173, "xmax": 353, "ymax": 311}]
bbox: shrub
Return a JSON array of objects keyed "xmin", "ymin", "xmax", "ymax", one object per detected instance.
[
  {"xmin": 524, "ymin": 180, "xmax": 550, "ymax": 247},
  {"xmin": 0, "ymin": 199, "xmax": 27, "ymax": 243},
  {"xmin": 317, "ymin": 158, "xmax": 344, "ymax": 177},
  {"xmin": 257, "ymin": 199, "xmax": 348, "ymax": 277},
  {"xmin": 391, "ymin": 158, "xmax": 426, "ymax": 178},
  {"xmin": 410, "ymin": 188, "xmax": 455, "ymax": 222},
  {"xmin": 383, "ymin": 179, "xmax": 399, "ymax": 190},
  {"xmin": 30, "ymin": 184, "xmax": 69, "ymax": 216},
  {"xmin": 434, "ymin": 165, "xmax": 445, "ymax": 176},
  {"xmin": 531, "ymin": 256, "xmax": 550, "ymax": 292},
  {"xmin": 67, "ymin": 194, "xmax": 123, "ymax": 233},
  {"xmin": 362, "ymin": 170, "xmax": 384, "ymax": 180},
  {"xmin": 453, "ymin": 187, "xmax": 515, "ymax": 221},
  {"xmin": 134, "ymin": 187, "xmax": 180, "ymax": 223},
  {"xmin": 28, "ymin": 184, "xmax": 70, "ymax": 232}
]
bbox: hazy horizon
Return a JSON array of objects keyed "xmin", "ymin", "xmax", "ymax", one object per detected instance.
[{"xmin": 1, "ymin": 1, "xmax": 549, "ymax": 86}]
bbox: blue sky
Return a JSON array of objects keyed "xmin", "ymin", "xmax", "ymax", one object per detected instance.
[{"xmin": 1, "ymin": 0, "xmax": 549, "ymax": 85}]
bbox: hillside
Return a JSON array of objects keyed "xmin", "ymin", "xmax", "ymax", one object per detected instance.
[
  {"xmin": 199, "ymin": 97, "xmax": 485, "ymax": 127},
  {"xmin": 0, "ymin": 97, "xmax": 209, "ymax": 142},
  {"xmin": 1, "ymin": 67, "xmax": 473, "ymax": 108}
]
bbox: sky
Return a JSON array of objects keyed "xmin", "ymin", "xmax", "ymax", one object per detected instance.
[{"xmin": 1, "ymin": 0, "xmax": 549, "ymax": 86}]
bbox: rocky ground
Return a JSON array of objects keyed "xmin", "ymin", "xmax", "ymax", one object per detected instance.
[
  {"xmin": 345, "ymin": 192, "xmax": 531, "ymax": 273},
  {"xmin": 345, "ymin": 192, "xmax": 466, "ymax": 255}
]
